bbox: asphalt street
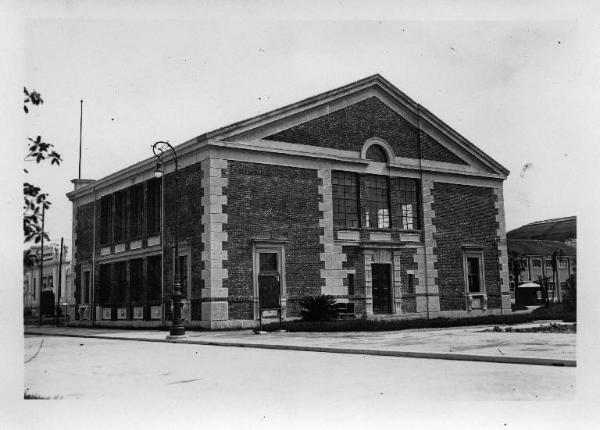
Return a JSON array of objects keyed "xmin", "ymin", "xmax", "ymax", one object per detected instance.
[{"xmin": 24, "ymin": 335, "xmax": 575, "ymax": 402}]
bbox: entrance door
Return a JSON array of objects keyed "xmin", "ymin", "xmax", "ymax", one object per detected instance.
[
  {"xmin": 372, "ymin": 263, "xmax": 391, "ymax": 314},
  {"xmin": 258, "ymin": 252, "xmax": 281, "ymax": 309}
]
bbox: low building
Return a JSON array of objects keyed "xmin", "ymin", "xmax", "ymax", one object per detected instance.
[
  {"xmin": 67, "ymin": 74, "xmax": 512, "ymax": 329},
  {"xmin": 507, "ymin": 217, "xmax": 576, "ymax": 303},
  {"xmin": 23, "ymin": 244, "xmax": 74, "ymax": 318}
]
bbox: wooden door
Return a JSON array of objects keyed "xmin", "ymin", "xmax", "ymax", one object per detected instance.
[{"xmin": 372, "ymin": 264, "xmax": 391, "ymax": 314}]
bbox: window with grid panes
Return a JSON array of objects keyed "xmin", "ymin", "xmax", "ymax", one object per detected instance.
[
  {"xmin": 130, "ymin": 258, "xmax": 144, "ymax": 302},
  {"xmin": 365, "ymin": 175, "xmax": 390, "ymax": 229},
  {"xmin": 129, "ymin": 184, "xmax": 144, "ymax": 239},
  {"xmin": 99, "ymin": 264, "xmax": 111, "ymax": 305},
  {"xmin": 147, "ymin": 255, "xmax": 162, "ymax": 302},
  {"xmin": 147, "ymin": 179, "xmax": 161, "ymax": 236},
  {"xmin": 332, "ymin": 171, "xmax": 359, "ymax": 228},
  {"xmin": 115, "ymin": 261, "xmax": 128, "ymax": 303},
  {"xmin": 397, "ymin": 178, "xmax": 420, "ymax": 230},
  {"xmin": 100, "ymin": 195, "xmax": 113, "ymax": 245},
  {"xmin": 114, "ymin": 190, "xmax": 127, "ymax": 242}
]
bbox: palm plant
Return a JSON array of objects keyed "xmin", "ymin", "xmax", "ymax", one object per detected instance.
[{"xmin": 300, "ymin": 294, "xmax": 338, "ymax": 321}]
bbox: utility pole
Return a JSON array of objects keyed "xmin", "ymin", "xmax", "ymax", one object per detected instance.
[
  {"xmin": 38, "ymin": 206, "xmax": 45, "ymax": 326},
  {"xmin": 56, "ymin": 237, "xmax": 64, "ymax": 326}
]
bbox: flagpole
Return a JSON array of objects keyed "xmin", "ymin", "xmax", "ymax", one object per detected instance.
[{"xmin": 78, "ymin": 99, "xmax": 83, "ymax": 179}]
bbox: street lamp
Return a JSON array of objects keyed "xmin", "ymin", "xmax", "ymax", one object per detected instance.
[{"xmin": 152, "ymin": 141, "xmax": 186, "ymax": 339}]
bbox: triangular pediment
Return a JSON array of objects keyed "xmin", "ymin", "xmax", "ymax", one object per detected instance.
[
  {"xmin": 209, "ymin": 75, "xmax": 507, "ymax": 177},
  {"xmin": 263, "ymin": 96, "xmax": 469, "ymax": 166}
]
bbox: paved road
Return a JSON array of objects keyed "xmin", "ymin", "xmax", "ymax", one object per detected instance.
[{"xmin": 24, "ymin": 335, "xmax": 575, "ymax": 402}]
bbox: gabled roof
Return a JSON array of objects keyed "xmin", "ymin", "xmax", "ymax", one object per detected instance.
[
  {"xmin": 202, "ymin": 74, "xmax": 509, "ymax": 176},
  {"xmin": 68, "ymin": 74, "xmax": 509, "ymax": 200},
  {"xmin": 507, "ymin": 216, "xmax": 576, "ymax": 242},
  {"xmin": 507, "ymin": 239, "xmax": 576, "ymax": 257}
]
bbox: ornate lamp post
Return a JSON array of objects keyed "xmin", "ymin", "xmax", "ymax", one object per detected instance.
[{"xmin": 152, "ymin": 141, "xmax": 186, "ymax": 339}]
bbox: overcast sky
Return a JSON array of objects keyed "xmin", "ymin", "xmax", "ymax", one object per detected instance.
[{"xmin": 15, "ymin": 1, "xmax": 600, "ymax": 256}]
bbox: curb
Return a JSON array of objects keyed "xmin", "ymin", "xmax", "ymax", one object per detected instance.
[{"xmin": 25, "ymin": 330, "xmax": 576, "ymax": 368}]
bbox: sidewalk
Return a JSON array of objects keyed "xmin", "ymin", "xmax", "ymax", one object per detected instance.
[{"xmin": 25, "ymin": 321, "xmax": 576, "ymax": 367}]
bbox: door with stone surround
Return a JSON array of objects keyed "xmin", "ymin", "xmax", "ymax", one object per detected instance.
[{"xmin": 372, "ymin": 263, "xmax": 392, "ymax": 314}]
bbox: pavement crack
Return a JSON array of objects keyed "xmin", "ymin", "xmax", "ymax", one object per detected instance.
[
  {"xmin": 25, "ymin": 339, "xmax": 44, "ymax": 364},
  {"xmin": 167, "ymin": 378, "xmax": 202, "ymax": 385}
]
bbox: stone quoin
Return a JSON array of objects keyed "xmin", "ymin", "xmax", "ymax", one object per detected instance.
[{"xmin": 67, "ymin": 74, "xmax": 511, "ymax": 329}]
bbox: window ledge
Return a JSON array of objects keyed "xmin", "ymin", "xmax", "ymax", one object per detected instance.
[{"xmin": 467, "ymin": 293, "xmax": 488, "ymax": 311}]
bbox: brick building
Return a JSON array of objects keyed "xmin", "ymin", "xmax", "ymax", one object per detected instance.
[{"xmin": 67, "ymin": 74, "xmax": 511, "ymax": 329}]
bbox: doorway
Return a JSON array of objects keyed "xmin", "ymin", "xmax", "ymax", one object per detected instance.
[{"xmin": 372, "ymin": 263, "xmax": 391, "ymax": 314}]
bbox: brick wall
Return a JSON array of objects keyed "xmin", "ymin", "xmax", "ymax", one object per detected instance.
[
  {"xmin": 419, "ymin": 131, "xmax": 468, "ymax": 165},
  {"xmin": 162, "ymin": 162, "xmax": 204, "ymax": 319},
  {"xmin": 264, "ymin": 96, "xmax": 467, "ymax": 165},
  {"xmin": 431, "ymin": 183, "xmax": 501, "ymax": 311},
  {"xmin": 74, "ymin": 202, "xmax": 94, "ymax": 305},
  {"xmin": 224, "ymin": 161, "xmax": 322, "ymax": 319}
]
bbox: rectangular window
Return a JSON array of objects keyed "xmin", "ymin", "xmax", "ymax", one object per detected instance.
[
  {"xmin": 129, "ymin": 184, "xmax": 144, "ymax": 239},
  {"xmin": 466, "ymin": 258, "xmax": 481, "ymax": 293},
  {"xmin": 147, "ymin": 255, "xmax": 162, "ymax": 302},
  {"xmin": 100, "ymin": 195, "xmax": 113, "ymax": 245},
  {"xmin": 397, "ymin": 178, "xmax": 420, "ymax": 230},
  {"xmin": 545, "ymin": 259, "xmax": 553, "ymax": 268},
  {"xmin": 332, "ymin": 171, "xmax": 359, "ymax": 228},
  {"xmin": 559, "ymin": 260, "xmax": 568, "ymax": 270},
  {"xmin": 463, "ymin": 250, "xmax": 485, "ymax": 294},
  {"xmin": 532, "ymin": 258, "xmax": 542, "ymax": 268},
  {"xmin": 130, "ymin": 258, "xmax": 144, "ymax": 303},
  {"xmin": 519, "ymin": 258, "xmax": 528, "ymax": 268},
  {"xmin": 99, "ymin": 264, "xmax": 111, "ymax": 305},
  {"xmin": 259, "ymin": 253, "xmax": 278, "ymax": 273},
  {"xmin": 365, "ymin": 175, "xmax": 390, "ymax": 229},
  {"xmin": 147, "ymin": 179, "xmax": 161, "ymax": 236},
  {"xmin": 114, "ymin": 190, "xmax": 128, "ymax": 243},
  {"xmin": 115, "ymin": 261, "xmax": 127, "ymax": 304}
]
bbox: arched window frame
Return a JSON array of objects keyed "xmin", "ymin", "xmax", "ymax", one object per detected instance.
[{"xmin": 360, "ymin": 138, "xmax": 395, "ymax": 163}]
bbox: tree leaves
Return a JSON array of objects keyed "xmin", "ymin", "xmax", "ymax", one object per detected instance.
[
  {"xmin": 23, "ymin": 87, "xmax": 43, "ymax": 114},
  {"xmin": 24, "ymin": 86, "xmax": 59, "ymax": 245},
  {"xmin": 26, "ymin": 136, "xmax": 62, "ymax": 165}
]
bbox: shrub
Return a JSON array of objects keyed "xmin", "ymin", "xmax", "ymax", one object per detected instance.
[
  {"xmin": 261, "ymin": 306, "xmax": 576, "ymax": 332},
  {"xmin": 300, "ymin": 294, "xmax": 338, "ymax": 321}
]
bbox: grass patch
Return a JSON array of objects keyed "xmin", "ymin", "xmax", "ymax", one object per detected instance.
[{"xmin": 262, "ymin": 305, "xmax": 576, "ymax": 332}]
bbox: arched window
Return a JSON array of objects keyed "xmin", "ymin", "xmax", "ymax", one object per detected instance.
[{"xmin": 365, "ymin": 144, "xmax": 388, "ymax": 163}]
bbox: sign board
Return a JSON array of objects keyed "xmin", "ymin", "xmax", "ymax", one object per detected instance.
[{"xmin": 261, "ymin": 309, "xmax": 279, "ymax": 318}]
